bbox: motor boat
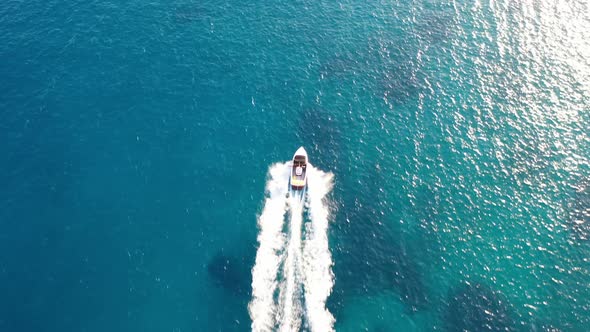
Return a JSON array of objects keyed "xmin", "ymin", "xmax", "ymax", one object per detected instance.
[{"xmin": 290, "ymin": 147, "xmax": 308, "ymax": 190}]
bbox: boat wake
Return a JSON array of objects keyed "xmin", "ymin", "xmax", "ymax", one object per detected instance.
[
  {"xmin": 302, "ymin": 167, "xmax": 335, "ymax": 332},
  {"xmin": 249, "ymin": 163, "xmax": 335, "ymax": 332},
  {"xmin": 250, "ymin": 163, "xmax": 290, "ymax": 332}
]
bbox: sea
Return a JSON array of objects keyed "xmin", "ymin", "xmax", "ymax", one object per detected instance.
[{"xmin": 0, "ymin": 0, "xmax": 588, "ymax": 331}]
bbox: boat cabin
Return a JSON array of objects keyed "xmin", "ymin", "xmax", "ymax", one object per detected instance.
[{"xmin": 290, "ymin": 155, "xmax": 307, "ymax": 190}]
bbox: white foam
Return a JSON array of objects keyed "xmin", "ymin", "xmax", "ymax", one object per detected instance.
[
  {"xmin": 249, "ymin": 163, "xmax": 290, "ymax": 332},
  {"xmin": 250, "ymin": 161, "xmax": 335, "ymax": 332},
  {"xmin": 302, "ymin": 165, "xmax": 335, "ymax": 332},
  {"xmin": 277, "ymin": 195, "xmax": 304, "ymax": 332}
]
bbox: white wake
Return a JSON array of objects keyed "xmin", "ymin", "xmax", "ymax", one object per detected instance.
[
  {"xmin": 249, "ymin": 163, "xmax": 290, "ymax": 332},
  {"xmin": 250, "ymin": 162, "xmax": 334, "ymax": 332},
  {"xmin": 302, "ymin": 165, "xmax": 335, "ymax": 332},
  {"xmin": 278, "ymin": 195, "xmax": 304, "ymax": 332}
]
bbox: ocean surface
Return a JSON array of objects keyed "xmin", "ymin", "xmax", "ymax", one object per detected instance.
[{"xmin": 1, "ymin": 0, "xmax": 589, "ymax": 331}]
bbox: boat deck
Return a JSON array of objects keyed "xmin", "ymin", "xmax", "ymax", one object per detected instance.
[{"xmin": 291, "ymin": 161, "xmax": 307, "ymax": 189}]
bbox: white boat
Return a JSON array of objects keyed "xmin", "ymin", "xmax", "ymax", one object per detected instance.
[{"xmin": 290, "ymin": 147, "xmax": 308, "ymax": 190}]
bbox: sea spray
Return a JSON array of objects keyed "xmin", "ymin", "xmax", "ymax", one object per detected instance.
[
  {"xmin": 302, "ymin": 165, "xmax": 335, "ymax": 332},
  {"xmin": 277, "ymin": 195, "xmax": 304, "ymax": 332},
  {"xmin": 249, "ymin": 163, "xmax": 290, "ymax": 332}
]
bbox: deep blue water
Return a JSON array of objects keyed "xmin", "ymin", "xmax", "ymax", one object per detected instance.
[{"xmin": 1, "ymin": 0, "xmax": 589, "ymax": 331}]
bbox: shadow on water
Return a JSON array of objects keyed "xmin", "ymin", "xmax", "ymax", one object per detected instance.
[
  {"xmin": 444, "ymin": 282, "xmax": 514, "ymax": 332},
  {"xmin": 328, "ymin": 165, "xmax": 431, "ymax": 318}
]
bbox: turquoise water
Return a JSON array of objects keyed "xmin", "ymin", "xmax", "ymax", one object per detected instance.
[{"xmin": 1, "ymin": 0, "xmax": 589, "ymax": 331}]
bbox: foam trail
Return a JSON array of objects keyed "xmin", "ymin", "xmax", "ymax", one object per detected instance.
[
  {"xmin": 303, "ymin": 165, "xmax": 335, "ymax": 332},
  {"xmin": 249, "ymin": 163, "xmax": 290, "ymax": 332},
  {"xmin": 278, "ymin": 194, "xmax": 304, "ymax": 332}
]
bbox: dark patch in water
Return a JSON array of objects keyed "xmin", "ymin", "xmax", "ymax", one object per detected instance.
[
  {"xmin": 445, "ymin": 282, "xmax": 514, "ymax": 332},
  {"xmin": 320, "ymin": 32, "xmax": 435, "ymax": 106},
  {"xmin": 407, "ymin": 183, "xmax": 444, "ymax": 264},
  {"xmin": 366, "ymin": 36, "xmax": 426, "ymax": 105},
  {"xmin": 373, "ymin": 8, "xmax": 457, "ymax": 106},
  {"xmin": 329, "ymin": 165, "xmax": 430, "ymax": 317},
  {"xmin": 296, "ymin": 108, "xmax": 343, "ymax": 171},
  {"xmin": 503, "ymin": 135, "xmax": 554, "ymax": 182},
  {"xmin": 413, "ymin": 9, "xmax": 456, "ymax": 44},
  {"xmin": 207, "ymin": 251, "xmax": 251, "ymax": 297},
  {"xmin": 379, "ymin": 63, "xmax": 423, "ymax": 105},
  {"xmin": 205, "ymin": 245, "xmax": 255, "ymax": 331},
  {"xmin": 319, "ymin": 52, "xmax": 363, "ymax": 80},
  {"xmin": 569, "ymin": 180, "xmax": 590, "ymax": 241}
]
